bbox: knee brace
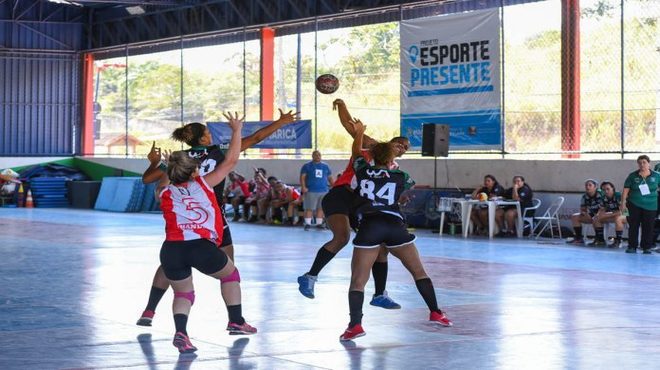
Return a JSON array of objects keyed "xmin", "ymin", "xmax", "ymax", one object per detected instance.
[
  {"xmin": 220, "ymin": 268, "xmax": 241, "ymax": 283},
  {"xmin": 174, "ymin": 290, "xmax": 195, "ymax": 305}
]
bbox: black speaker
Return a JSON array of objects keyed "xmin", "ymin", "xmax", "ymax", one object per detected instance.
[{"xmin": 421, "ymin": 123, "xmax": 449, "ymax": 157}]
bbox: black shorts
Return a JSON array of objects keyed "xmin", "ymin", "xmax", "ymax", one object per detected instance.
[
  {"xmin": 353, "ymin": 213, "xmax": 416, "ymax": 249},
  {"xmin": 322, "ymin": 186, "xmax": 358, "ymax": 217},
  {"xmin": 160, "ymin": 239, "xmax": 229, "ymax": 281},
  {"xmin": 219, "ymin": 208, "xmax": 233, "ymax": 248}
]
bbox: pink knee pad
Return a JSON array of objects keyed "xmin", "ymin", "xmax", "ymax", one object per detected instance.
[
  {"xmin": 174, "ymin": 290, "xmax": 195, "ymax": 305},
  {"xmin": 221, "ymin": 268, "xmax": 241, "ymax": 283}
]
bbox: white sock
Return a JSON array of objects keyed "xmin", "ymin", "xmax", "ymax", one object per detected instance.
[
  {"xmin": 305, "ymin": 217, "xmax": 312, "ymax": 225},
  {"xmin": 315, "ymin": 218, "xmax": 324, "ymax": 226}
]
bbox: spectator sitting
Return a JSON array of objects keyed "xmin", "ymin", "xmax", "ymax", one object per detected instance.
[
  {"xmin": 567, "ymin": 179, "xmax": 605, "ymax": 246},
  {"xmin": 270, "ymin": 180, "xmax": 302, "ymax": 225},
  {"xmin": 300, "ymin": 150, "xmax": 333, "ymax": 230},
  {"xmin": 495, "ymin": 175, "xmax": 533, "ymax": 237},
  {"xmin": 470, "ymin": 174, "xmax": 504, "ymax": 235},
  {"xmin": 224, "ymin": 171, "xmax": 251, "ymax": 221},
  {"xmin": 245, "ymin": 168, "xmax": 270, "ymax": 222},
  {"xmin": 594, "ymin": 181, "xmax": 627, "ymax": 248}
]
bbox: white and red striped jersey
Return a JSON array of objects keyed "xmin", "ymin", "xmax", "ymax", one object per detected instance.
[{"xmin": 160, "ymin": 176, "xmax": 224, "ymax": 245}]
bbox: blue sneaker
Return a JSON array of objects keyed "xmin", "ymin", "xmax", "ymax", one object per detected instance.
[
  {"xmin": 297, "ymin": 274, "xmax": 317, "ymax": 299},
  {"xmin": 369, "ymin": 291, "xmax": 401, "ymax": 309}
]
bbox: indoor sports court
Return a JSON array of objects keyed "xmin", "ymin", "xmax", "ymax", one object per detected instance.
[{"xmin": 1, "ymin": 0, "xmax": 659, "ymax": 369}]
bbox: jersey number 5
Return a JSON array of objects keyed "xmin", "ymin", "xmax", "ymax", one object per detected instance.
[{"xmin": 359, "ymin": 180, "xmax": 396, "ymax": 205}]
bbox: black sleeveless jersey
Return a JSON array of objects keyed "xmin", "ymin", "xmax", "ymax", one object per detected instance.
[
  {"xmin": 602, "ymin": 192, "xmax": 621, "ymax": 212},
  {"xmin": 580, "ymin": 192, "xmax": 604, "ymax": 216},
  {"xmin": 352, "ymin": 156, "xmax": 415, "ymax": 219},
  {"xmin": 185, "ymin": 145, "xmax": 227, "ymax": 203}
]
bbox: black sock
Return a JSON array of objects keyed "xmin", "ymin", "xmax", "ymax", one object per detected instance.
[
  {"xmin": 227, "ymin": 304, "xmax": 244, "ymax": 324},
  {"xmin": 348, "ymin": 290, "xmax": 364, "ymax": 326},
  {"xmin": 174, "ymin": 314, "xmax": 188, "ymax": 335},
  {"xmin": 145, "ymin": 286, "xmax": 167, "ymax": 312},
  {"xmin": 595, "ymin": 227, "xmax": 604, "ymax": 240},
  {"xmin": 307, "ymin": 247, "xmax": 337, "ymax": 277},
  {"xmin": 415, "ymin": 278, "xmax": 439, "ymax": 312},
  {"xmin": 574, "ymin": 226, "xmax": 582, "ymax": 239},
  {"xmin": 372, "ymin": 261, "xmax": 388, "ymax": 296},
  {"xmin": 616, "ymin": 230, "xmax": 622, "ymax": 239}
]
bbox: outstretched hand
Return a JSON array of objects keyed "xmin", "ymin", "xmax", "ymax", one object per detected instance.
[
  {"xmin": 276, "ymin": 108, "xmax": 299, "ymax": 125},
  {"xmin": 332, "ymin": 99, "xmax": 345, "ymax": 111},
  {"xmin": 223, "ymin": 111, "xmax": 245, "ymax": 132},
  {"xmin": 147, "ymin": 141, "xmax": 161, "ymax": 164},
  {"xmin": 349, "ymin": 118, "xmax": 366, "ymax": 134}
]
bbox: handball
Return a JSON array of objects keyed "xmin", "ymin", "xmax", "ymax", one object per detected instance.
[
  {"xmin": 478, "ymin": 192, "xmax": 488, "ymax": 201},
  {"xmin": 315, "ymin": 74, "xmax": 339, "ymax": 94}
]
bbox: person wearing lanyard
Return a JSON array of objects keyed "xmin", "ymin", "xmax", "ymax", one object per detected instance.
[{"xmin": 621, "ymin": 155, "xmax": 660, "ymax": 254}]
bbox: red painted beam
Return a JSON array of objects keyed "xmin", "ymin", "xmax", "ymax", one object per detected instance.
[
  {"xmin": 81, "ymin": 53, "xmax": 95, "ymax": 155},
  {"xmin": 561, "ymin": 0, "xmax": 580, "ymax": 157},
  {"xmin": 260, "ymin": 27, "xmax": 275, "ymax": 121}
]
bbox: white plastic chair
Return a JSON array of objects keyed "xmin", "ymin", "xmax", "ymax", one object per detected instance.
[
  {"xmin": 522, "ymin": 198, "xmax": 542, "ymax": 236},
  {"xmin": 533, "ymin": 196, "xmax": 565, "ymax": 239},
  {"xmin": 436, "ymin": 197, "xmax": 454, "ymax": 235}
]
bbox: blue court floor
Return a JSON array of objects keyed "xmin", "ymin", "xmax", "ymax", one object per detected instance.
[{"xmin": 1, "ymin": 208, "xmax": 659, "ymax": 369}]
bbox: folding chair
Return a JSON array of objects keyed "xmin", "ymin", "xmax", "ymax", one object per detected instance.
[
  {"xmin": 533, "ymin": 196, "xmax": 565, "ymax": 239},
  {"xmin": 522, "ymin": 198, "xmax": 542, "ymax": 236}
]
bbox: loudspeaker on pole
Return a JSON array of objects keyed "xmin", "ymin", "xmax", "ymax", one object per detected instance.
[{"xmin": 421, "ymin": 123, "xmax": 449, "ymax": 157}]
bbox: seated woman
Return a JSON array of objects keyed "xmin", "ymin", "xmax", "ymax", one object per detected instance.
[
  {"xmin": 340, "ymin": 119, "xmax": 452, "ymax": 342},
  {"xmin": 594, "ymin": 181, "xmax": 627, "ymax": 248},
  {"xmin": 224, "ymin": 172, "xmax": 251, "ymax": 221},
  {"xmin": 245, "ymin": 168, "xmax": 270, "ymax": 222},
  {"xmin": 495, "ymin": 175, "xmax": 533, "ymax": 237},
  {"xmin": 470, "ymin": 174, "xmax": 504, "ymax": 235},
  {"xmin": 567, "ymin": 179, "xmax": 604, "ymax": 245},
  {"xmin": 269, "ymin": 180, "xmax": 302, "ymax": 225}
]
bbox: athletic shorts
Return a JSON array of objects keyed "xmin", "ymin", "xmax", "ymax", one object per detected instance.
[
  {"xmin": 219, "ymin": 208, "xmax": 233, "ymax": 248},
  {"xmin": 304, "ymin": 191, "xmax": 326, "ymax": 211},
  {"xmin": 160, "ymin": 239, "xmax": 229, "ymax": 281},
  {"xmin": 353, "ymin": 213, "xmax": 416, "ymax": 249},
  {"xmin": 322, "ymin": 186, "xmax": 358, "ymax": 217}
]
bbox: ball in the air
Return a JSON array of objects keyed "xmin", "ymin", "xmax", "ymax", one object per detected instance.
[
  {"xmin": 478, "ymin": 192, "xmax": 488, "ymax": 201},
  {"xmin": 315, "ymin": 74, "xmax": 340, "ymax": 94}
]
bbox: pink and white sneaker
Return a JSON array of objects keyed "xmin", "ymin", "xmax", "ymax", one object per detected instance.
[{"xmin": 227, "ymin": 321, "xmax": 257, "ymax": 335}]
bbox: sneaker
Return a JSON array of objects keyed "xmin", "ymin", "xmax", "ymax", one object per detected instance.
[
  {"xmin": 304, "ymin": 224, "xmax": 311, "ymax": 231},
  {"xmin": 226, "ymin": 321, "xmax": 257, "ymax": 335},
  {"xmin": 625, "ymin": 247, "xmax": 637, "ymax": 254},
  {"xmin": 172, "ymin": 332, "xmax": 197, "ymax": 354},
  {"xmin": 588, "ymin": 239, "xmax": 606, "ymax": 247},
  {"xmin": 429, "ymin": 310, "xmax": 453, "ymax": 327},
  {"xmin": 495, "ymin": 231, "xmax": 508, "ymax": 237},
  {"xmin": 231, "ymin": 215, "xmax": 240, "ymax": 222},
  {"xmin": 136, "ymin": 310, "xmax": 154, "ymax": 326},
  {"xmin": 609, "ymin": 239, "xmax": 622, "ymax": 249},
  {"xmin": 369, "ymin": 291, "xmax": 401, "ymax": 309},
  {"xmin": 642, "ymin": 249, "xmax": 653, "ymax": 254},
  {"xmin": 566, "ymin": 238, "xmax": 585, "ymax": 245},
  {"xmin": 339, "ymin": 324, "xmax": 365, "ymax": 341},
  {"xmin": 297, "ymin": 274, "xmax": 317, "ymax": 299},
  {"xmin": 247, "ymin": 216, "xmax": 258, "ymax": 223}
]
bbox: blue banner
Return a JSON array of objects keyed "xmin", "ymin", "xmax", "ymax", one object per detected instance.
[
  {"xmin": 207, "ymin": 120, "xmax": 312, "ymax": 149},
  {"xmin": 401, "ymin": 110, "xmax": 501, "ymax": 149}
]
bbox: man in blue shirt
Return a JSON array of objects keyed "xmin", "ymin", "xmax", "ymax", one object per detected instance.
[{"xmin": 300, "ymin": 150, "xmax": 333, "ymax": 230}]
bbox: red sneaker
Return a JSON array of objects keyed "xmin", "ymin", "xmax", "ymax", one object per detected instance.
[
  {"xmin": 136, "ymin": 310, "xmax": 154, "ymax": 326},
  {"xmin": 339, "ymin": 324, "xmax": 365, "ymax": 341},
  {"xmin": 173, "ymin": 332, "xmax": 197, "ymax": 353},
  {"xmin": 430, "ymin": 310, "xmax": 453, "ymax": 327},
  {"xmin": 227, "ymin": 321, "xmax": 257, "ymax": 335}
]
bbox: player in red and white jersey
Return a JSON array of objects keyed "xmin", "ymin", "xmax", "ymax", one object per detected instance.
[
  {"xmin": 136, "ymin": 109, "xmax": 297, "ymax": 327},
  {"xmin": 297, "ymin": 99, "xmax": 410, "ymax": 309},
  {"xmin": 156, "ymin": 113, "xmax": 256, "ymax": 354}
]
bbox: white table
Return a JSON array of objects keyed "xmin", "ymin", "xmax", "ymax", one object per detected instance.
[{"xmin": 451, "ymin": 199, "xmax": 522, "ymax": 239}]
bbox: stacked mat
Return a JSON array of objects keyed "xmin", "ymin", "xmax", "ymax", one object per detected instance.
[
  {"xmin": 30, "ymin": 177, "xmax": 69, "ymax": 208},
  {"xmin": 94, "ymin": 177, "xmax": 161, "ymax": 213}
]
